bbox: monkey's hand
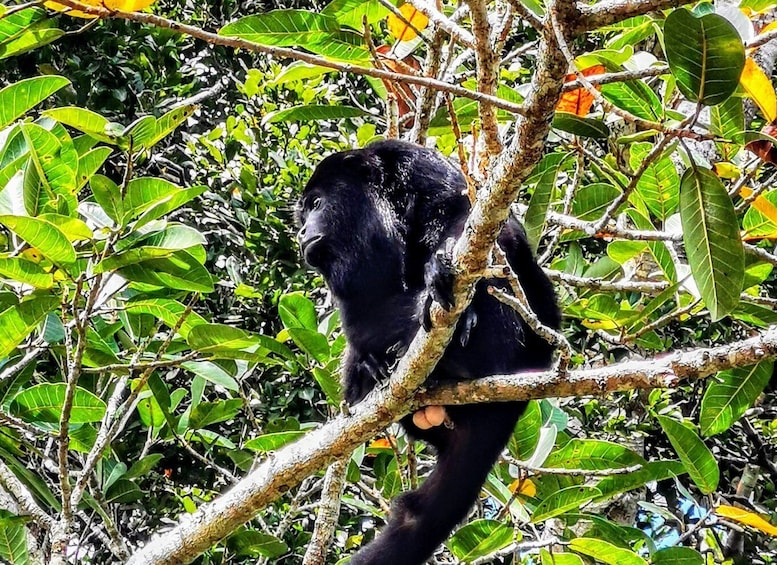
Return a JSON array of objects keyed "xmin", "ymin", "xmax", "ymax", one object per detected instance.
[{"xmin": 422, "ymin": 239, "xmax": 477, "ymax": 346}]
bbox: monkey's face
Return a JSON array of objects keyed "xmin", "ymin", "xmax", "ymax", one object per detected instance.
[{"xmin": 296, "ymin": 150, "xmax": 406, "ymax": 297}]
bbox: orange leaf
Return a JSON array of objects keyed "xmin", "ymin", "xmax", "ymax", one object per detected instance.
[
  {"xmin": 740, "ymin": 58, "xmax": 777, "ymax": 123},
  {"xmin": 746, "ymin": 122, "xmax": 777, "ymax": 165},
  {"xmin": 557, "ymin": 65, "xmax": 605, "ymax": 116},
  {"xmin": 369, "ymin": 438, "xmax": 391, "ymax": 449},
  {"xmin": 716, "ymin": 504, "xmax": 777, "ymax": 537},
  {"xmin": 387, "ymin": 4, "xmax": 429, "ymax": 42},
  {"xmin": 509, "ymin": 477, "xmax": 537, "ymax": 498}
]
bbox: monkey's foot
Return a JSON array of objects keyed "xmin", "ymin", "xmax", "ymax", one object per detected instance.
[{"xmin": 412, "ymin": 405, "xmax": 448, "ymax": 429}]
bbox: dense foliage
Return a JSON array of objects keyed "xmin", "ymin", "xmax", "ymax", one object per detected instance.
[{"xmin": 0, "ymin": 0, "xmax": 776, "ymax": 564}]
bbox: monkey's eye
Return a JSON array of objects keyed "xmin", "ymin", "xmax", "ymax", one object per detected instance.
[{"xmin": 309, "ymin": 196, "xmax": 322, "ymax": 210}]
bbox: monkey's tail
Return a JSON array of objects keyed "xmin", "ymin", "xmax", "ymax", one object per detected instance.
[{"xmin": 348, "ymin": 402, "xmax": 521, "ymax": 565}]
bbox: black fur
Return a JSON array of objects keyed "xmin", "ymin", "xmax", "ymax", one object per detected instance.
[{"xmin": 296, "ymin": 140, "xmax": 560, "ymax": 565}]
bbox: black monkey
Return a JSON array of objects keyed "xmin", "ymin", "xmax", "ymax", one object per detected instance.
[{"xmin": 296, "ymin": 140, "xmax": 560, "ymax": 565}]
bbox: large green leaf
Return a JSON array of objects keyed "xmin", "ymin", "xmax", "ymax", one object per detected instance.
[
  {"xmin": 226, "ymin": 530, "xmax": 288, "ymax": 559},
  {"xmin": 679, "ymin": 167, "xmax": 744, "ymax": 320},
  {"xmin": 187, "ymin": 323, "xmax": 294, "ymax": 361},
  {"xmin": 601, "ymin": 81, "xmax": 663, "ymax": 121},
  {"xmin": 700, "ymin": 362, "xmax": 773, "ymax": 436},
  {"xmin": 657, "ymin": 415, "xmax": 719, "ymax": 494},
  {"xmin": 629, "ymin": 142, "xmax": 679, "ymax": 220},
  {"xmin": 320, "ymin": 0, "xmax": 391, "ymax": 29},
  {"xmin": 569, "ymin": 538, "xmax": 647, "ymax": 565},
  {"xmin": 652, "ymin": 547, "xmax": 704, "ymax": 565},
  {"xmin": 10, "ymin": 383, "xmax": 106, "ymax": 424},
  {"xmin": 0, "ymin": 511, "xmax": 29, "ymax": 565},
  {"xmin": 244, "ymin": 431, "xmax": 307, "ymax": 452},
  {"xmin": 524, "ymin": 153, "xmax": 570, "ymax": 252},
  {"xmin": 0, "ymin": 215, "xmax": 75, "ymax": 264},
  {"xmin": 220, "ymin": 10, "xmax": 340, "ymax": 47},
  {"xmin": 0, "ymin": 296, "xmax": 59, "ymax": 358},
  {"xmin": 664, "ymin": 10, "xmax": 745, "ymax": 105},
  {"xmin": 0, "ymin": 76, "xmax": 70, "ymax": 130},
  {"xmin": 125, "ymin": 298, "xmax": 207, "ymax": 340},
  {"xmin": 42, "ymin": 107, "xmax": 115, "ymax": 144},
  {"xmin": 544, "ymin": 439, "xmax": 646, "ymax": 470},
  {"xmin": 0, "ymin": 12, "xmax": 62, "ymax": 60},
  {"xmin": 262, "ymin": 104, "xmax": 367, "ymax": 124},
  {"xmin": 0, "ymin": 257, "xmax": 54, "ymax": 289},
  {"xmin": 532, "ymin": 486, "xmax": 601, "ymax": 522},
  {"xmin": 594, "ymin": 460, "xmax": 686, "ymax": 502},
  {"xmin": 446, "ymin": 519, "xmax": 513, "ymax": 561}
]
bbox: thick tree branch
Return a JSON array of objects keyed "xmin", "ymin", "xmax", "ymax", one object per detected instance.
[
  {"xmin": 575, "ymin": 0, "xmax": 696, "ymax": 32},
  {"xmin": 418, "ymin": 325, "xmax": 777, "ymax": 406}
]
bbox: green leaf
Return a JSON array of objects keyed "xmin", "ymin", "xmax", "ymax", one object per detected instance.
[
  {"xmin": 287, "ymin": 328, "xmax": 330, "ymax": 363},
  {"xmin": 220, "ymin": 10, "xmax": 340, "ymax": 47},
  {"xmin": 0, "ymin": 511, "xmax": 29, "ymax": 565},
  {"xmin": 652, "ymin": 547, "xmax": 704, "ymax": 565},
  {"xmin": 227, "ymin": 530, "xmax": 288, "ymax": 558},
  {"xmin": 569, "ymin": 538, "xmax": 648, "ymax": 565},
  {"xmin": 125, "ymin": 299, "xmax": 207, "ymax": 340},
  {"xmin": 552, "ymin": 112, "xmax": 610, "ymax": 138},
  {"xmin": 601, "ymin": 81, "xmax": 663, "ymax": 121},
  {"xmin": 628, "ymin": 142, "xmax": 679, "ymax": 220},
  {"xmin": 262, "ymin": 104, "xmax": 367, "ymax": 124},
  {"xmin": 524, "ymin": 153, "xmax": 570, "ymax": 252},
  {"xmin": 0, "ymin": 19, "xmax": 62, "ymax": 60},
  {"xmin": 21, "ymin": 123, "xmax": 77, "ymax": 197},
  {"xmin": 321, "ymin": 0, "xmax": 391, "ymax": 29},
  {"xmin": 540, "ymin": 549, "xmax": 585, "ymax": 565},
  {"xmin": 0, "ymin": 295, "xmax": 59, "ymax": 357},
  {"xmin": 124, "ymin": 454, "xmax": 164, "ymax": 479},
  {"xmin": 544, "ymin": 439, "xmax": 646, "ymax": 470},
  {"xmin": 532, "ymin": 486, "xmax": 601, "ymax": 522},
  {"xmin": 116, "ymin": 249, "xmax": 214, "ymax": 293},
  {"xmin": 307, "ymin": 30, "xmax": 370, "ymax": 62},
  {"xmin": 124, "ymin": 177, "xmax": 207, "ymax": 228},
  {"xmin": 0, "ymin": 7, "xmax": 46, "ymax": 43},
  {"xmin": 710, "ymin": 94, "xmax": 744, "ymax": 143},
  {"xmin": 312, "ymin": 366, "xmax": 341, "ymax": 405},
  {"xmin": 446, "ymin": 519, "xmax": 513, "ymax": 561},
  {"xmin": 664, "ymin": 9, "xmax": 745, "ymax": 105},
  {"xmin": 278, "ymin": 292, "xmax": 318, "ymax": 330},
  {"xmin": 0, "ymin": 76, "xmax": 70, "ymax": 130},
  {"xmin": 75, "ymin": 147, "xmax": 112, "ymax": 190},
  {"xmin": 90, "ymin": 174, "xmax": 123, "ymax": 225},
  {"xmin": 594, "ymin": 460, "xmax": 686, "ymax": 502},
  {"xmin": 244, "ymin": 431, "xmax": 307, "ymax": 452},
  {"xmin": 0, "ymin": 258, "xmax": 54, "ymax": 289},
  {"xmin": 181, "ymin": 361, "xmax": 239, "ymax": 391},
  {"xmin": 679, "ymin": 167, "xmax": 744, "ymax": 320},
  {"xmin": 10, "ymin": 383, "xmax": 106, "ymax": 424},
  {"xmin": 146, "ymin": 104, "xmax": 197, "ymax": 149},
  {"xmin": 187, "ymin": 323, "xmax": 295, "ymax": 361},
  {"xmin": 572, "ymin": 183, "xmax": 621, "ymax": 221},
  {"xmin": 509, "ymin": 400, "xmax": 542, "ymax": 459},
  {"xmin": 189, "ymin": 399, "xmax": 244, "ymax": 429},
  {"xmin": 700, "ymin": 362, "xmax": 772, "ymax": 436},
  {"xmin": 43, "ymin": 107, "xmax": 115, "ymax": 143},
  {"xmin": 39, "ymin": 213, "xmax": 92, "ymax": 241},
  {"xmin": 657, "ymin": 415, "xmax": 719, "ymax": 494}
]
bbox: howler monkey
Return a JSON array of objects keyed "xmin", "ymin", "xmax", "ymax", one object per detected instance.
[{"xmin": 296, "ymin": 140, "xmax": 560, "ymax": 565}]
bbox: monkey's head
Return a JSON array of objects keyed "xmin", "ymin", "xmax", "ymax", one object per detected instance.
[{"xmin": 295, "ymin": 148, "xmax": 406, "ymax": 297}]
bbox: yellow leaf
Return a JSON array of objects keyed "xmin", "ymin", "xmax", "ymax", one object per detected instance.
[
  {"xmin": 740, "ymin": 57, "xmax": 777, "ymax": 123},
  {"xmin": 716, "ymin": 504, "xmax": 777, "ymax": 537},
  {"xmin": 509, "ymin": 478, "xmax": 537, "ymax": 498},
  {"xmin": 740, "ymin": 186, "xmax": 777, "ymax": 232},
  {"xmin": 21, "ymin": 248, "xmax": 43, "ymax": 263},
  {"xmin": 713, "ymin": 162, "xmax": 741, "ymax": 179},
  {"xmin": 387, "ymin": 4, "xmax": 429, "ymax": 42},
  {"xmin": 45, "ymin": 0, "xmax": 155, "ymax": 19}
]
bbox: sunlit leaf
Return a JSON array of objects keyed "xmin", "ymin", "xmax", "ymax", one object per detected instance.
[
  {"xmin": 0, "ymin": 76, "xmax": 70, "ymax": 130},
  {"xmin": 10, "ymin": 383, "xmax": 106, "ymax": 424},
  {"xmin": 740, "ymin": 57, "xmax": 777, "ymax": 122},
  {"xmin": 0, "ymin": 215, "xmax": 76, "ymax": 264},
  {"xmin": 44, "ymin": 0, "xmax": 155, "ymax": 19},
  {"xmin": 446, "ymin": 520, "xmax": 512, "ymax": 561},
  {"xmin": 220, "ymin": 10, "xmax": 339, "ymax": 47},
  {"xmin": 387, "ymin": 3, "xmax": 429, "ymax": 41},
  {"xmin": 569, "ymin": 538, "xmax": 647, "ymax": 565},
  {"xmin": 557, "ymin": 65, "xmax": 605, "ymax": 116},
  {"xmin": 715, "ymin": 504, "xmax": 777, "ymax": 537}
]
